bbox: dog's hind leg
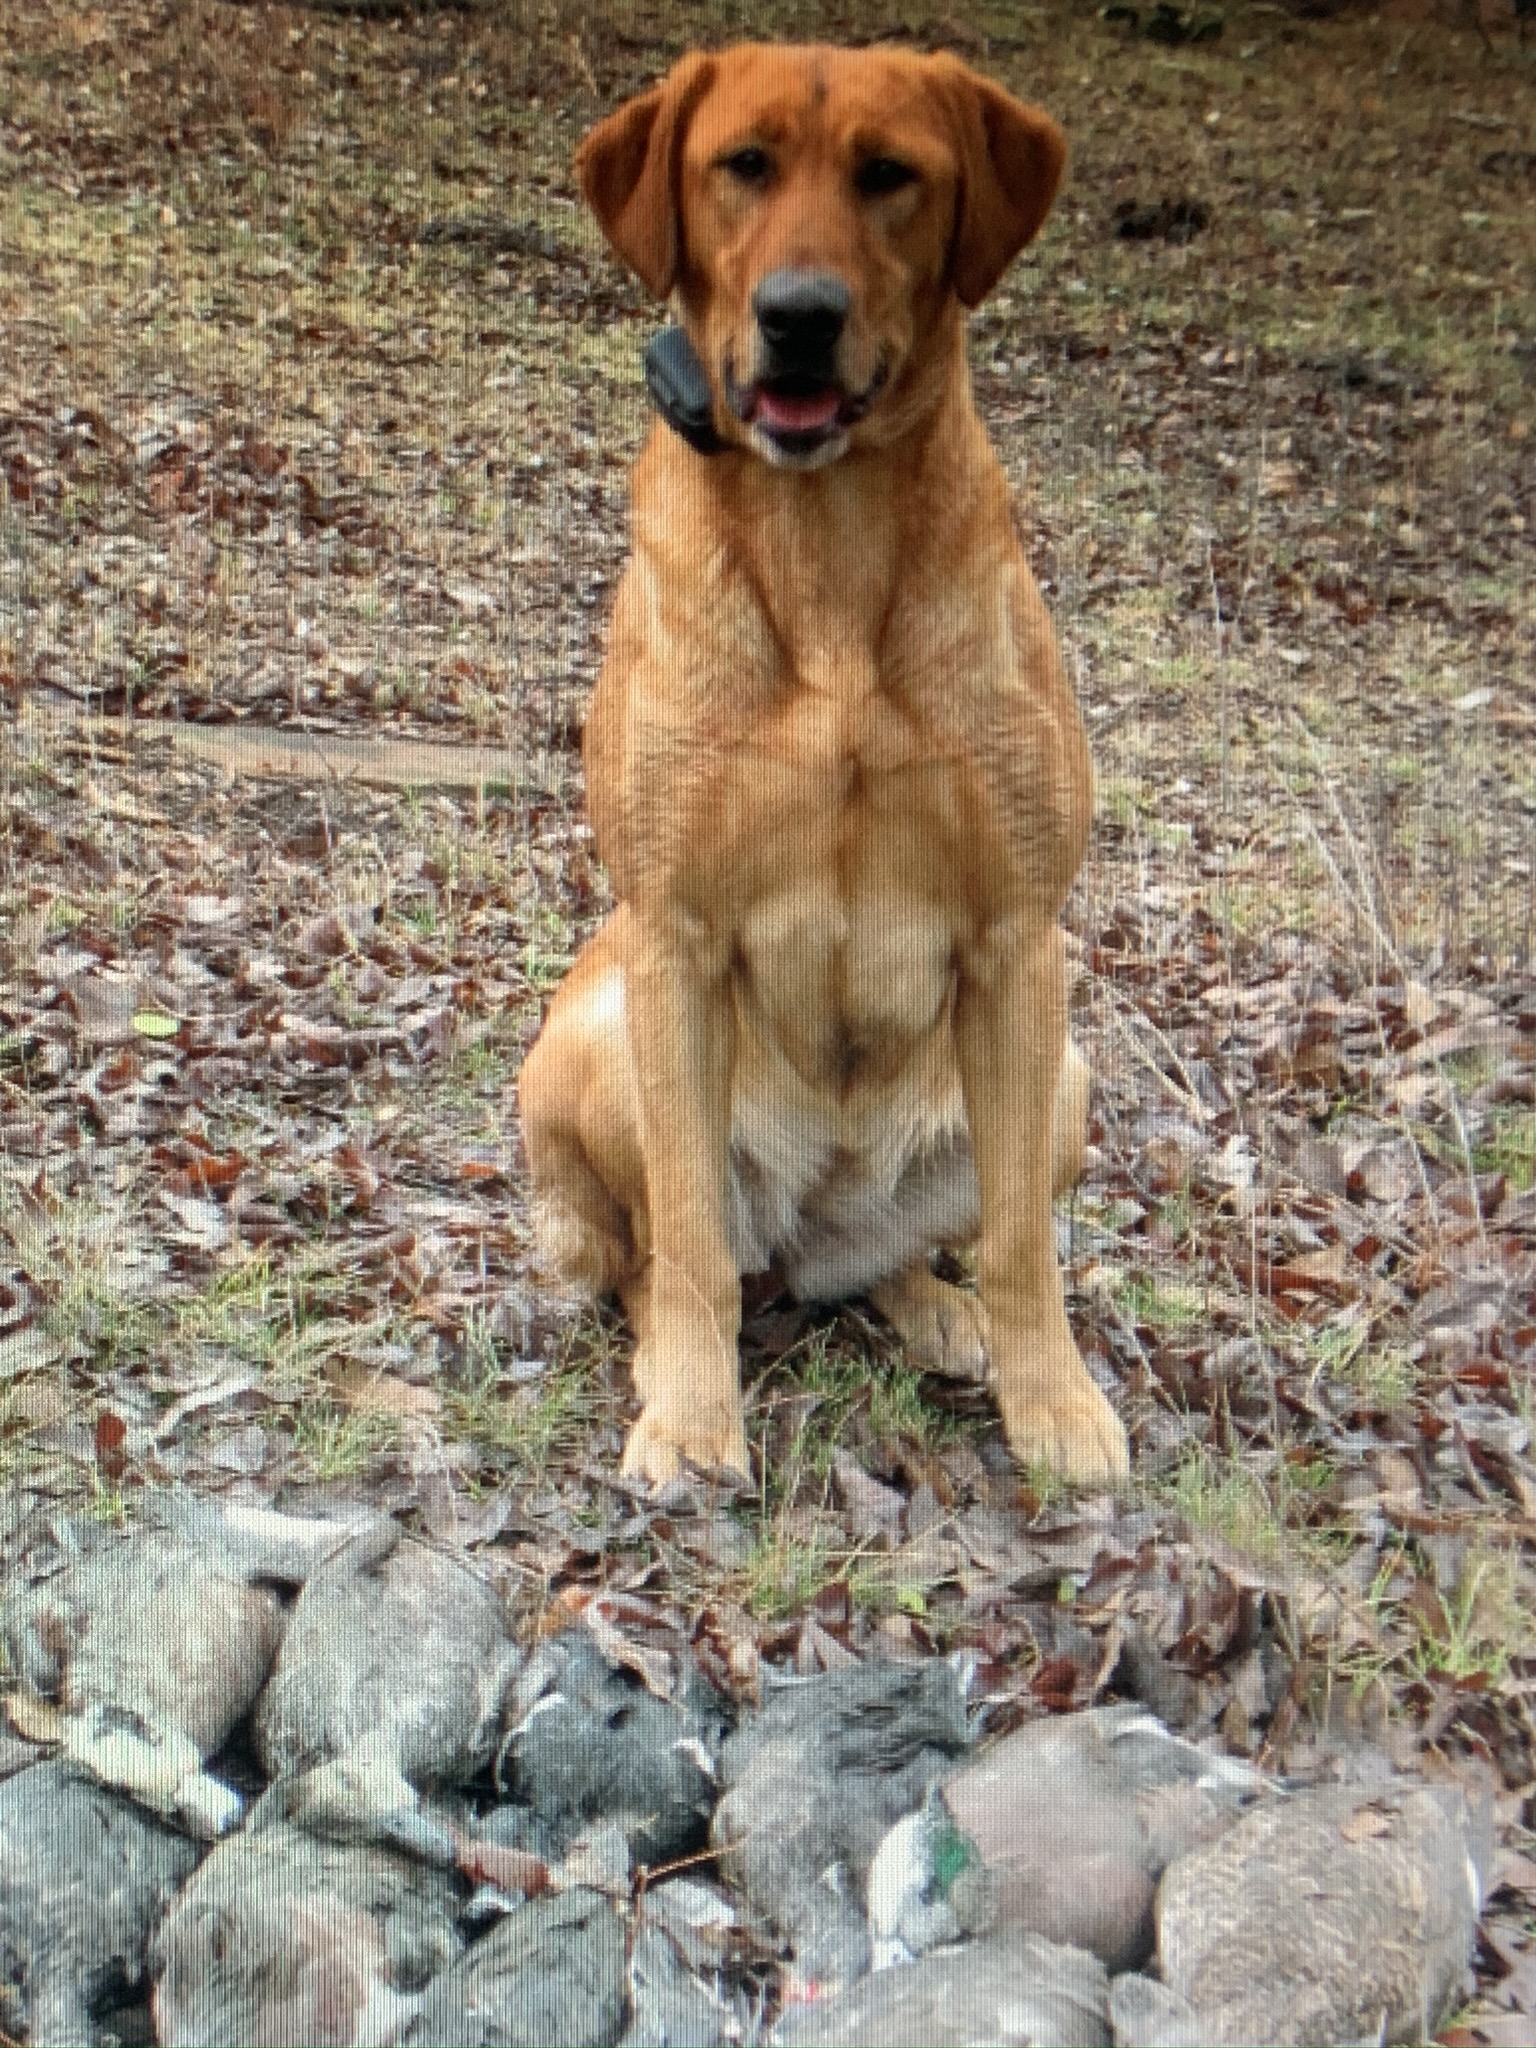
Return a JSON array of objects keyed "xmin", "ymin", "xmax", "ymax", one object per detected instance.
[
  {"xmin": 869, "ymin": 1039, "xmax": 1089, "ymax": 1385},
  {"xmin": 524, "ymin": 1121, "xmax": 636, "ymax": 1299},
  {"xmin": 518, "ymin": 916, "xmax": 648, "ymax": 1301},
  {"xmin": 872, "ymin": 1040, "xmax": 1089, "ymax": 1392}
]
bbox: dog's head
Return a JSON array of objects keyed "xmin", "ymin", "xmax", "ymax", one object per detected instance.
[{"xmin": 576, "ymin": 44, "xmax": 1066, "ymax": 470}]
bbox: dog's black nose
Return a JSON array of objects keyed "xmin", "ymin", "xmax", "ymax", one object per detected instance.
[{"xmin": 751, "ymin": 269, "xmax": 851, "ymax": 362}]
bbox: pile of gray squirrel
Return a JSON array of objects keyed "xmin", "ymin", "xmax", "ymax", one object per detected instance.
[{"xmin": 0, "ymin": 1494, "xmax": 1488, "ymax": 2048}]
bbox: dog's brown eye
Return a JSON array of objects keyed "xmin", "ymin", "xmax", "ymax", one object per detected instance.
[
  {"xmin": 721, "ymin": 146, "xmax": 772, "ymax": 184},
  {"xmin": 856, "ymin": 156, "xmax": 917, "ymax": 197}
]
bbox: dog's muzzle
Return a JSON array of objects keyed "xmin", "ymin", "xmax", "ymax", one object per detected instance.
[{"xmin": 728, "ymin": 267, "xmax": 880, "ymax": 460}]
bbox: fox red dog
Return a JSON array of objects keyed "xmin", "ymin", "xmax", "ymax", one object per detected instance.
[{"xmin": 518, "ymin": 42, "xmax": 1128, "ymax": 1488}]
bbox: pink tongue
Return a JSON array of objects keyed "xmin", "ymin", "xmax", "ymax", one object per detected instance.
[{"xmin": 756, "ymin": 389, "xmax": 841, "ymax": 432}]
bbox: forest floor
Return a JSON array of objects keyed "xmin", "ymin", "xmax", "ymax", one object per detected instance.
[{"xmin": 0, "ymin": 0, "xmax": 1533, "ymax": 2032}]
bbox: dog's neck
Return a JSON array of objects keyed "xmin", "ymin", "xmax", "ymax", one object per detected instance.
[{"xmin": 634, "ymin": 326, "xmax": 1003, "ymax": 695}]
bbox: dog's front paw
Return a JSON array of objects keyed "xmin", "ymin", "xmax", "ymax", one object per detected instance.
[
  {"xmin": 994, "ymin": 1342, "xmax": 1129, "ymax": 1484},
  {"xmin": 621, "ymin": 1399, "xmax": 751, "ymax": 1490},
  {"xmin": 870, "ymin": 1267, "xmax": 989, "ymax": 1384}
]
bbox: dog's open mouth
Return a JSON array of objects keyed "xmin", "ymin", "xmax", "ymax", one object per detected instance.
[
  {"xmin": 734, "ymin": 377, "xmax": 846, "ymax": 454},
  {"xmin": 752, "ymin": 385, "xmax": 844, "ymax": 436},
  {"xmin": 730, "ymin": 366, "xmax": 888, "ymax": 456}
]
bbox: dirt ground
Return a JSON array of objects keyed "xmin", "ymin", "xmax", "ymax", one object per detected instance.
[{"xmin": 1, "ymin": 0, "xmax": 1534, "ymax": 2033}]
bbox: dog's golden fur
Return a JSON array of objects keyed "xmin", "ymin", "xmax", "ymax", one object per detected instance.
[{"xmin": 518, "ymin": 42, "xmax": 1129, "ymax": 1486}]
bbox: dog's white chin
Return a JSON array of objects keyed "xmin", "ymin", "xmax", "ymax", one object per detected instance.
[{"xmin": 750, "ymin": 425, "xmax": 849, "ymax": 472}]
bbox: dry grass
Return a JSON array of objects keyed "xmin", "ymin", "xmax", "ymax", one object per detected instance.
[{"xmin": 0, "ymin": 0, "xmax": 1533, "ymax": 1740}]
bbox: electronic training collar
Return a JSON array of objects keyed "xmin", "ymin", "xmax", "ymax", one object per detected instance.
[{"xmin": 643, "ymin": 326, "xmax": 724, "ymax": 456}]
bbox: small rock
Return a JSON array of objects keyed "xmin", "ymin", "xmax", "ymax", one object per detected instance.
[
  {"xmin": 774, "ymin": 1931, "xmax": 1111, "ymax": 2048},
  {"xmin": 0, "ymin": 1762, "xmax": 201, "ymax": 2048},
  {"xmin": 1144, "ymin": 3, "xmax": 1222, "ymax": 43},
  {"xmin": 401, "ymin": 1888, "xmax": 627, "ymax": 2048},
  {"xmin": 1151, "ymin": 1783, "xmax": 1484, "ymax": 2044},
  {"xmin": 151, "ymin": 1821, "xmax": 462, "ymax": 2048},
  {"xmin": 712, "ymin": 1659, "xmax": 971, "ymax": 1995},
  {"xmin": 502, "ymin": 1632, "xmax": 727, "ymax": 1865}
]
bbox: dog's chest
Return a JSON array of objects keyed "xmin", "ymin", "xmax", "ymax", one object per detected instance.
[{"xmin": 721, "ymin": 689, "xmax": 977, "ymax": 1081}]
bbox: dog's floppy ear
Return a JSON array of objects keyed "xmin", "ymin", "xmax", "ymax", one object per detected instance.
[
  {"xmin": 574, "ymin": 54, "xmax": 716, "ymax": 299},
  {"xmin": 936, "ymin": 56, "xmax": 1067, "ymax": 308}
]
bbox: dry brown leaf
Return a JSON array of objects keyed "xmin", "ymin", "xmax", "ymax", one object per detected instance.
[
  {"xmin": 579, "ymin": 1597, "xmax": 678, "ymax": 1701},
  {"xmin": 332, "ymin": 1364, "xmax": 442, "ymax": 1418},
  {"xmin": 831, "ymin": 1450, "xmax": 906, "ymax": 1550},
  {"xmin": 180, "ymin": 894, "xmax": 246, "ymax": 926},
  {"xmin": 1402, "ymin": 981, "xmax": 1442, "ymax": 1032},
  {"xmin": 455, "ymin": 1837, "xmax": 550, "ymax": 1898},
  {"xmin": 1351, "ymin": 1140, "xmax": 1422, "ymax": 1205},
  {"xmin": 62, "ymin": 973, "xmax": 142, "ymax": 1045},
  {"xmin": 1339, "ymin": 1803, "xmax": 1395, "ymax": 1842},
  {"xmin": 296, "ymin": 911, "xmax": 358, "ymax": 960}
]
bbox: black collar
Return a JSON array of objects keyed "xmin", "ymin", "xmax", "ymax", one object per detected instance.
[{"xmin": 643, "ymin": 326, "xmax": 725, "ymax": 456}]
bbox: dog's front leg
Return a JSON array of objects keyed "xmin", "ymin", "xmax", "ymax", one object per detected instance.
[
  {"xmin": 622, "ymin": 921, "xmax": 749, "ymax": 1485},
  {"xmin": 957, "ymin": 921, "xmax": 1128, "ymax": 1484}
]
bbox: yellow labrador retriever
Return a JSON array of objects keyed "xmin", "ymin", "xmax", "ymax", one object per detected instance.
[{"xmin": 518, "ymin": 42, "xmax": 1128, "ymax": 1488}]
